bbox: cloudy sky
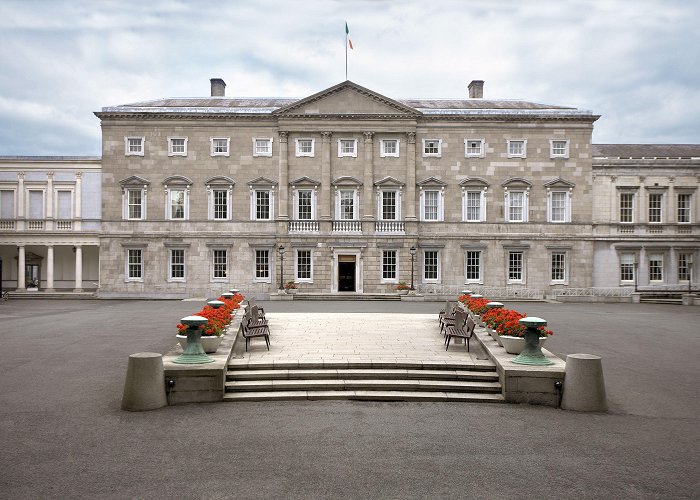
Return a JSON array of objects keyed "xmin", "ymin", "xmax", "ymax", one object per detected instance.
[{"xmin": 1, "ymin": 0, "xmax": 698, "ymax": 156}]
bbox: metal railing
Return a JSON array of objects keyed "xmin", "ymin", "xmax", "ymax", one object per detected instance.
[
  {"xmin": 375, "ymin": 221, "xmax": 405, "ymax": 233},
  {"xmin": 417, "ymin": 284, "xmax": 545, "ymax": 300},
  {"xmin": 332, "ymin": 220, "xmax": 362, "ymax": 233},
  {"xmin": 288, "ymin": 220, "xmax": 319, "ymax": 233},
  {"xmin": 550, "ymin": 287, "xmax": 634, "ymax": 298}
]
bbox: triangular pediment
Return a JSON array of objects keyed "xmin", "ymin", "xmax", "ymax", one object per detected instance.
[
  {"xmin": 119, "ymin": 175, "xmax": 150, "ymax": 187},
  {"xmin": 417, "ymin": 177, "xmax": 447, "ymax": 187},
  {"xmin": 205, "ymin": 175, "xmax": 235, "ymax": 186},
  {"xmin": 543, "ymin": 177, "xmax": 576, "ymax": 189},
  {"xmin": 273, "ymin": 81, "xmax": 421, "ymax": 117},
  {"xmin": 247, "ymin": 176, "xmax": 278, "ymax": 187},
  {"xmin": 162, "ymin": 175, "xmax": 193, "ymax": 186},
  {"xmin": 290, "ymin": 176, "xmax": 321, "ymax": 187},
  {"xmin": 374, "ymin": 176, "xmax": 405, "ymax": 187},
  {"xmin": 502, "ymin": 177, "xmax": 532, "ymax": 188},
  {"xmin": 332, "ymin": 176, "xmax": 363, "ymax": 187}
]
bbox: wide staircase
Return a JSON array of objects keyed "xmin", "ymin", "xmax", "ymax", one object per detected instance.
[{"xmin": 224, "ymin": 359, "xmax": 503, "ymax": 402}]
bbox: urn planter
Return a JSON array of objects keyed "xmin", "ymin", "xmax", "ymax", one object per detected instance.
[
  {"xmin": 500, "ymin": 335, "xmax": 548, "ymax": 355},
  {"xmin": 177, "ymin": 334, "xmax": 223, "ymax": 354}
]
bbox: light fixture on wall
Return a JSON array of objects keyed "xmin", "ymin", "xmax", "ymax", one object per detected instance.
[{"xmin": 72, "ymin": 246, "xmax": 76, "ymax": 253}]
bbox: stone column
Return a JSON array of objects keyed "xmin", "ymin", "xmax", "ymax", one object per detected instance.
[
  {"xmin": 405, "ymin": 132, "xmax": 417, "ymax": 220},
  {"xmin": 362, "ymin": 132, "xmax": 374, "ymax": 220},
  {"xmin": 278, "ymin": 132, "xmax": 289, "ymax": 220},
  {"xmin": 74, "ymin": 245, "xmax": 83, "ymax": 292},
  {"xmin": 46, "ymin": 245, "xmax": 55, "ymax": 291},
  {"xmin": 320, "ymin": 132, "xmax": 332, "ymax": 220},
  {"xmin": 18, "ymin": 245, "xmax": 26, "ymax": 289}
]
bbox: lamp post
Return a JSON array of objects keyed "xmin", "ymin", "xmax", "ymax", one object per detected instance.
[
  {"xmin": 689, "ymin": 261, "xmax": 693, "ymax": 294},
  {"xmin": 278, "ymin": 245, "xmax": 285, "ymax": 291},
  {"xmin": 633, "ymin": 260, "xmax": 639, "ymax": 292},
  {"xmin": 409, "ymin": 246, "xmax": 416, "ymax": 291}
]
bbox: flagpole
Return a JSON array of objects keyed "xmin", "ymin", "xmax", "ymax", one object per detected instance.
[{"xmin": 345, "ymin": 27, "xmax": 348, "ymax": 80}]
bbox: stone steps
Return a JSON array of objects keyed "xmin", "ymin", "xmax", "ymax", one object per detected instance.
[
  {"xmin": 225, "ymin": 360, "xmax": 503, "ymax": 403},
  {"xmin": 291, "ymin": 293, "xmax": 402, "ymax": 301}
]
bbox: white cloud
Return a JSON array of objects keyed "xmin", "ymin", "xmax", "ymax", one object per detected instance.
[{"xmin": 0, "ymin": 0, "xmax": 698, "ymax": 154}]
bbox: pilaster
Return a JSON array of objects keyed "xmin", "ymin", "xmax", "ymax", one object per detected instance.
[
  {"xmin": 362, "ymin": 131, "xmax": 374, "ymax": 220},
  {"xmin": 321, "ymin": 132, "xmax": 332, "ymax": 220},
  {"xmin": 278, "ymin": 132, "xmax": 289, "ymax": 220},
  {"xmin": 406, "ymin": 132, "xmax": 417, "ymax": 221}
]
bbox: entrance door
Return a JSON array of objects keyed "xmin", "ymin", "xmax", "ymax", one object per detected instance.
[
  {"xmin": 338, "ymin": 255, "xmax": 356, "ymax": 292},
  {"xmin": 25, "ymin": 264, "xmax": 40, "ymax": 289}
]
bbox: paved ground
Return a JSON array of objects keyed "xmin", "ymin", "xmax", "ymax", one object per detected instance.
[{"xmin": 0, "ymin": 298, "xmax": 699, "ymax": 499}]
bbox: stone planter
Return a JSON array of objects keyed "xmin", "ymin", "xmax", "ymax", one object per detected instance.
[
  {"xmin": 177, "ymin": 334, "xmax": 223, "ymax": 354},
  {"xmin": 286, "ymin": 288, "xmax": 298, "ymax": 295},
  {"xmin": 500, "ymin": 335, "xmax": 548, "ymax": 355},
  {"xmin": 490, "ymin": 329, "xmax": 503, "ymax": 347},
  {"xmin": 397, "ymin": 289, "xmax": 409, "ymax": 295}
]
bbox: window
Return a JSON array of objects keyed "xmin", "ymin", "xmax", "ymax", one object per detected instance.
[
  {"xmin": 170, "ymin": 249, "xmax": 185, "ymax": 281},
  {"xmin": 649, "ymin": 255, "xmax": 663, "ymax": 282},
  {"xmin": 549, "ymin": 191, "xmax": 569, "ymax": 223},
  {"xmin": 381, "ymin": 190, "xmax": 398, "ymax": 220},
  {"xmin": 550, "ymin": 140, "xmax": 569, "ymax": 158},
  {"xmin": 620, "ymin": 192, "xmax": 634, "ymax": 223},
  {"xmin": 0, "ymin": 190, "xmax": 15, "ymax": 219},
  {"xmin": 382, "ymin": 250, "xmax": 398, "ymax": 281},
  {"xmin": 465, "ymin": 139, "xmax": 484, "ymax": 157},
  {"xmin": 507, "ymin": 140, "xmax": 526, "ymax": 158},
  {"xmin": 678, "ymin": 253, "xmax": 691, "ymax": 281},
  {"xmin": 551, "ymin": 253, "xmax": 566, "ymax": 282},
  {"xmin": 168, "ymin": 137, "xmax": 188, "ymax": 156},
  {"xmin": 212, "ymin": 190, "xmax": 229, "ymax": 220},
  {"xmin": 168, "ymin": 189, "xmax": 186, "ymax": 220},
  {"xmin": 338, "ymin": 190, "xmax": 356, "ymax": 220},
  {"xmin": 338, "ymin": 139, "xmax": 357, "ymax": 158},
  {"xmin": 423, "ymin": 250, "xmax": 439, "ymax": 282},
  {"xmin": 648, "ymin": 193, "xmax": 663, "ymax": 223},
  {"xmin": 255, "ymin": 249, "xmax": 270, "ymax": 282},
  {"xmin": 465, "ymin": 251, "xmax": 481, "ymax": 283},
  {"xmin": 295, "ymin": 138, "xmax": 314, "ymax": 157},
  {"xmin": 422, "ymin": 139, "xmax": 442, "ymax": 157},
  {"xmin": 380, "ymin": 139, "xmax": 399, "ymax": 158},
  {"xmin": 677, "ymin": 193, "xmax": 691, "ymax": 223},
  {"xmin": 463, "ymin": 190, "xmax": 486, "ymax": 222},
  {"xmin": 620, "ymin": 254, "xmax": 635, "ymax": 282},
  {"xmin": 296, "ymin": 190, "xmax": 313, "ymax": 220},
  {"xmin": 28, "ymin": 190, "xmax": 44, "ymax": 219},
  {"xmin": 124, "ymin": 188, "xmax": 145, "ymax": 220},
  {"xmin": 507, "ymin": 191, "xmax": 526, "ymax": 222},
  {"xmin": 127, "ymin": 249, "xmax": 143, "ymax": 281},
  {"xmin": 296, "ymin": 249, "xmax": 312, "ymax": 281},
  {"xmin": 254, "ymin": 190, "xmax": 271, "ymax": 220},
  {"xmin": 210, "ymin": 138, "xmax": 230, "ymax": 156},
  {"xmin": 56, "ymin": 190, "xmax": 72, "ymax": 220},
  {"xmin": 253, "ymin": 138, "xmax": 273, "ymax": 157},
  {"xmin": 508, "ymin": 252, "xmax": 523, "ymax": 282},
  {"xmin": 125, "ymin": 137, "xmax": 144, "ymax": 156},
  {"xmin": 212, "ymin": 249, "xmax": 228, "ymax": 279},
  {"xmin": 420, "ymin": 189, "xmax": 443, "ymax": 221}
]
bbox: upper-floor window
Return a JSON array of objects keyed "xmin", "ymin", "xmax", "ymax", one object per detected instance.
[
  {"xmin": 168, "ymin": 137, "xmax": 188, "ymax": 156},
  {"xmin": 380, "ymin": 139, "xmax": 399, "ymax": 158},
  {"xmin": 619, "ymin": 192, "xmax": 634, "ymax": 223},
  {"xmin": 420, "ymin": 189, "xmax": 444, "ymax": 221},
  {"xmin": 648, "ymin": 192, "xmax": 663, "ymax": 223},
  {"xmin": 380, "ymin": 190, "xmax": 399, "ymax": 220},
  {"xmin": 677, "ymin": 193, "xmax": 691, "ymax": 223},
  {"xmin": 337, "ymin": 189, "xmax": 357, "ymax": 220},
  {"xmin": 169, "ymin": 249, "xmax": 186, "ymax": 281},
  {"xmin": 56, "ymin": 190, "xmax": 73, "ymax": 220},
  {"xmin": 168, "ymin": 189, "xmax": 187, "ymax": 220},
  {"xmin": 210, "ymin": 138, "xmax": 230, "ymax": 156},
  {"xmin": 548, "ymin": 191, "xmax": 570, "ymax": 223},
  {"xmin": 0, "ymin": 190, "xmax": 16, "ymax": 219},
  {"xmin": 125, "ymin": 137, "xmax": 144, "ymax": 156},
  {"xmin": 212, "ymin": 190, "xmax": 229, "ymax": 220},
  {"xmin": 295, "ymin": 138, "xmax": 315, "ymax": 157},
  {"xmin": 251, "ymin": 190, "xmax": 272, "ymax": 220},
  {"xmin": 506, "ymin": 191, "xmax": 528, "ymax": 222},
  {"xmin": 338, "ymin": 139, "xmax": 358, "ymax": 158},
  {"xmin": 295, "ymin": 189, "xmax": 315, "ymax": 220},
  {"xmin": 423, "ymin": 250, "xmax": 440, "ymax": 283},
  {"xmin": 463, "ymin": 190, "xmax": 486, "ymax": 222},
  {"xmin": 550, "ymin": 140, "xmax": 569, "ymax": 158},
  {"xmin": 28, "ymin": 189, "xmax": 44, "ymax": 219},
  {"xmin": 422, "ymin": 139, "xmax": 442, "ymax": 157},
  {"xmin": 507, "ymin": 140, "xmax": 527, "ymax": 158},
  {"xmin": 619, "ymin": 253, "xmax": 635, "ymax": 282},
  {"xmin": 253, "ymin": 138, "xmax": 273, "ymax": 157},
  {"xmin": 465, "ymin": 139, "xmax": 484, "ymax": 157}
]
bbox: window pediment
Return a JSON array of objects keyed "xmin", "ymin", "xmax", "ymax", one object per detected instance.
[
  {"xmin": 501, "ymin": 177, "xmax": 532, "ymax": 189},
  {"xmin": 374, "ymin": 176, "xmax": 405, "ymax": 188},
  {"xmin": 332, "ymin": 176, "xmax": 363, "ymax": 187},
  {"xmin": 543, "ymin": 177, "xmax": 575, "ymax": 189},
  {"xmin": 417, "ymin": 177, "xmax": 447, "ymax": 188},
  {"xmin": 460, "ymin": 177, "xmax": 490, "ymax": 189},
  {"xmin": 162, "ymin": 175, "xmax": 193, "ymax": 186},
  {"xmin": 119, "ymin": 175, "xmax": 150, "ymax": 187},
  {"xmin": 205, "ymin": 176, "xmax": 235, "ymax": 187},
  {"xmin": 247, "ymin": 176, "xmax": 278, "ymax": 188},
  {"xmin": 289, "ymin": 176, "xmax": 321, "ymax": 187}
]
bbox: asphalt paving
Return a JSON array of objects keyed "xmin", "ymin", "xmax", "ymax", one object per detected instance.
[{"xmin": 0, "ymin": 298, "xmax": 698, "ymax": 499}]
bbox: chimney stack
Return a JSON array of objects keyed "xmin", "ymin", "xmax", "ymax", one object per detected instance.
[
  {"xmin": 210, "ymin": 78, "xmax": 226, "ymax": 97},
  {"xmin": 468, "ymin": 80, "xmax": 484, "ymax": 99}
]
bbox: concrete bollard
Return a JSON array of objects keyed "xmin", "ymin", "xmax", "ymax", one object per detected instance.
[
  {"xmin": 561, "ymin": 353, "xmax": 607, "ymax": 412},
  {"xmin": 121, "ymin": 352, "xmax": 167, "ymax": 411}
]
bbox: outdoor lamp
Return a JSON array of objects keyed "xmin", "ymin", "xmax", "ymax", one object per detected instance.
[
  {"xmin": 278, "ymin": 244, "xmax": 285, "ymax": 290},
  {"xmin": 409, "ymin": 246, "xmax": 417, "ymax": 291}
]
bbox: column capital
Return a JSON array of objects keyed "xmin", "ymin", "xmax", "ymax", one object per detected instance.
[
  {"xmin": 47, "ymin": 171, "xmax": 54, "ymax": 179},
  {"xmin": 363, "ymin": 131, "xmax": 374, "ymax": 142},
  {"xmin": 75, "ymin": 171, "xmax": 83, "ymax": 179},
  {"xmin": 279, "ymin": 131, "xmax": 288, "ymax": 143},
  {"xmin": 17, "ymin": 171, "xmax": 25, "ymax": 180},
  {"xmin": 406, "ymin": 132, "xmax": 416, "ymax": 144},
  {"xmin": 321, "ymin": 131, "xmax": 333, "ymax": 142}
]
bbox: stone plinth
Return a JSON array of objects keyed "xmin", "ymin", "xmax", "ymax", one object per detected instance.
[
  {"xmin": 122, "ymin": 352, "xmax": 167, "ymax": 411},
  {"xmin": 561, "ymin": 353, "xmax": 607, "ymax": 412}
]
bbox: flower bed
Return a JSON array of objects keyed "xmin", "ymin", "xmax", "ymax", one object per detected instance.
[
  {"xmin": 458, "ymin": 293, "xmax": 553, "ymax": 337},
  {"xmin": 176, "ymin": 293, "xmax": 244, "ymax": 337}
]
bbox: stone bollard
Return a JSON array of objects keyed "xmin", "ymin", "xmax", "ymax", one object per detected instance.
[
  {"xmin": 121, "ymin": 352, "xmax": 167, "ymax": 411},
  {"xmin": 631, "ymin": 292, "xmax": 641, "ymax": 304},
  {"xmin": 681, "ymin": 293, "xmax": 695, "ymax": 306},
  {"xmin": 561, "ymin": 353, "xmax": 608, "ymax": 412}
]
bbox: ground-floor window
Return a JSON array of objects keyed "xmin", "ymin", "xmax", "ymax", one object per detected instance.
[
  {"xmin": 678, "ymin": 253, "xmax": 691, "ymax": 281},
  {"xmin": 255, "ymin": 249, "xmax": 270, "ymax": 282},
  {"xmin": 170, "ymin": 249, "xmax": 185, "ymax": 281},
  {"xmin": 508, "ymin": 251, "xmax": 523, "ymax": 282},
  {"xmin": 551, "ymin": 252, "xmax": 566, "ymax": 283},
  {"xmin": 126, "ymin": 249, "xmax": 143, "ymax": 281},
  {"xmin": 620, "ymin": 253, "xmax": 635, "ymax": 282},
  {"xmin": 296, "ymin": 249, "xmax": 312, "ymax": 282},
  {"xmin": 423, "ymin": 250, "xmax": 439, "ymax": 282},
  {"xmin": 382, "ymin": 250, "xmax": 397, "ymax": 281},
  {"xmin": 649, "ymin": 254, "xmax": 663, "ymax": 282},
  {"xmin": 465, "ymin": 251, "xmax": 481, "ymax": 282},
  {"xmin": 212, "ymin": 249, "xmax": 228, "ymax": 279}
]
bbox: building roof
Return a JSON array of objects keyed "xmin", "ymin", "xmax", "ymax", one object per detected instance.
[
  {"xmin": 593, "ymin": 144, "xmax": 700, "ymax": 159},
  {"xmin": 0, "ymin": 156, "xmax": 101, "ymax": 161}
]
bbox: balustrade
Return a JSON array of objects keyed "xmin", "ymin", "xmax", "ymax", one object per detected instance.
[
  {"xmin": 375, "ymin": 221, "xmax": 405, "ymax": 233},
  {"xmin": 288, "ymin": 220, "xmax": 319, "ymax": 233},
  {"xmin": 332, "ymin": 220, "xmax": 362, "ymax": 233}
]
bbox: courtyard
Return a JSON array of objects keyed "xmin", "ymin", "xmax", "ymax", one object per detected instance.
[{"xmin": 0, "ymin": 299, "xmax": 698, "ymax": 498}]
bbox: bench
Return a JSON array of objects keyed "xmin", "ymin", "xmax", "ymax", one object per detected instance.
[{"xmin": 445, "ymin": 311, "xmax": 475, "ymax": 351}]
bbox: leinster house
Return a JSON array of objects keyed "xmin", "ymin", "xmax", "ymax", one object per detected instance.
[{"xmin": 0, "ymin": 79, "xmax": 698, "ymax": 300}]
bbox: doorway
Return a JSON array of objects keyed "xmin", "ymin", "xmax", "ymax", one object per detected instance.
[{"xmin": 338, "ymin": 255, "xmax": 356, "ymax": 292}]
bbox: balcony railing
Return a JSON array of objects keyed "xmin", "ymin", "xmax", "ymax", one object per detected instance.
[
  {"xmin": 0, "ymin": 220, "xmax": 16, "ymax": 230},
  {"xmin": 289, "ymin": 220, "xmax": 319, "ymax": 233},
  {"xmin": 27, "ymin": 220, "xmax": 44, "ymax": 230},
  {"xmin": 375, "ymin": 221, "xmax": 405, "ymax": 233},
  {"xmin": 56, "ymin": 220, "xmax": 73, "ymax": 230},
  {"xmin": 332, "ymin": 220, "xmax": 362, "ymax": 233}
]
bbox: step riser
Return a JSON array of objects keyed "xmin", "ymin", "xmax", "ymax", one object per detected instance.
[
  {"xmin": 223, "ymin": 391, "xmax": 505, "ymax": 403},
  {"xmin": 226, "ymin": 382, "xmax": 502, "ymax": 393},
  {"xmin": 227, "ymin": 369, "xmax": 498, "ymax": 382},
  {"xmin": 229, "ymin": 362, "xmax": 497, "ymax": 371}
]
